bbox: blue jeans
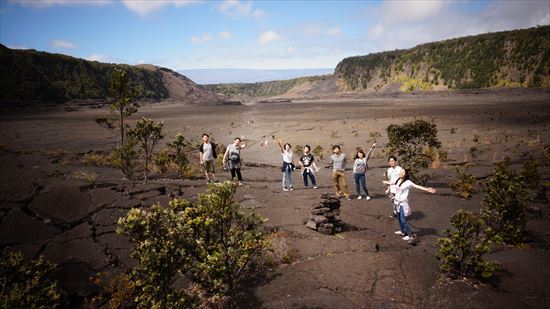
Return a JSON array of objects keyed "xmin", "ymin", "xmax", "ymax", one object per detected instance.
[
  {"xmin": 353, "ymin": 173, "xmax": 369, "ymax": 196},
  {"xmin": 302, "ymin": 169, "xmax": 317, "ymax": 187},
  {"xmin": 282, "ymin": 170, "xmax": 293, "ymax": 188},
  {"xmin": 398, "ymin": 205, "xmax": 413, "ymax": 236}
]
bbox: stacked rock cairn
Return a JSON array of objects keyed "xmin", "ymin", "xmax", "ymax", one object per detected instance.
[{"xmin": 305, "ymin": 193, "xmax": 344, "ymax": 235}]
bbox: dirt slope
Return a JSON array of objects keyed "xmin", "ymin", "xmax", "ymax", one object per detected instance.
[{"xmin": 136, "ymin": 64, "xmax": 225, "ymax": 105}]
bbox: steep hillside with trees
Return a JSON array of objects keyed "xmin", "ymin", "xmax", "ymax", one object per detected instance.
[
  {"xmin": 202, "ymin": 75, "xmax": 333, "ymax": 98},
  {"xmin": 335, "ymin": 26, "xmax": 550, "ymax": 92},
  {"xmin": 0, "ymin": 45, "xmax": 222, "ymax": 105}
]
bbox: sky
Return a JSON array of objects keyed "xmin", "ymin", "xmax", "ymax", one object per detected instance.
[{"xmin": 1, "ymin": 0, "xmax": 549, "ymax": 71}]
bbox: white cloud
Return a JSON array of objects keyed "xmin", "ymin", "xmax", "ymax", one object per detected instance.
[
  {"xmin": 87, "ymin": 54, "xmax": 111, "ymax": 63},
  {"xmin": 10, "ymin": 0, "xmax": 110, "ymax": 8},
  {"xmin": 364, "ymin": 0, "xmax": 550, "ymax": 53},
  {"xmin": 52, "ymin": 39, "xmax": 77, "ymax": 49},
  {"xmin": 7, "ymin": 45, "xmax": 29, "ymax": 49},
  {"xmin": 121, "ymin": 0, "xmax": 197, "ymax": 17},
  {"xmin": 326, "ymin": 26, "xmax": 341, "ymax": 36},
  {"xmin": 253, "ymin": 8, "xmax": 266, "ymax": 19},
  {"xmin": 190, "ymin": 33, "xmax": 212, "ymax": 44},
  {"xmin": 258, "ymin": 30, "xmax": 282, "ymax": 45},
  {"xmin": 219, "ymin": 31, "xmax": 232, "ymax": 40},
  {"xmin": 368, "ymin": 23, "xmax": 385, "ymax": 38},
  {"xmin": 287, "ymin": 46, "xmax": 296, "ymax": 53},
  {"xmin": 218, "ymin": 0, "xmax": 252, "ymax": 17},
  {"xmin": 380, "ymin": 0, "xmax": 445, "ymax": 24}
]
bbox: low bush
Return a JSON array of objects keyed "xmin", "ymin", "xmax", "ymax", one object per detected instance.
[
  {"xmin": 449, "ymin": 166, "xmax": 477, "ymax": 199},
  {"xmin": 437, "ymin": 210, "xmax": 500, "ymax": 281}
]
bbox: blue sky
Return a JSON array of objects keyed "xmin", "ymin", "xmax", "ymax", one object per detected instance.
[{"xmin": 1, "ymin": 0, "xmax": 549, "ymax": 70}]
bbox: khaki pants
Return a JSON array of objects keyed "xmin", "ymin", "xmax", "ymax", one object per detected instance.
[{"xmin": 332, "ymin": 170, "xmax": 349, "ymax": 197}]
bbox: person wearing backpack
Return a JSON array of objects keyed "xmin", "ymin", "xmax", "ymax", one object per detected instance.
[
  {"xmin": 199, "ymin": 133, "xmax": 217, "ymax": 182},
  {"xmin": 223, "ymin": 137, "xmax": 247, "ymax": 186}
]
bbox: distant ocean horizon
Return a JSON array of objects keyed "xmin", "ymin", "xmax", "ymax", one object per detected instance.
[{"xmin": 178, "ymin": 68, "xmax": 334, "ymax": 85}]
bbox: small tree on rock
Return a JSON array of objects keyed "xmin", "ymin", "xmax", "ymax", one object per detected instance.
[
  {"xmin": 108, "ymin": 139, "xmax": 138, "ymax": 180},
  {"xmin": 95, "ymin": 68, "xmax": 139, "ymax": 146},
  {"xmin": 386, "ymin": 119, "xmax": 441, "ymax": 179},
  {"xmin": 167, "ymin": 133, "xmax": 191, "ymax": 175},
  {"xmin": 129, "ymin": 117, "xmax": 164, "ymax": 183}
]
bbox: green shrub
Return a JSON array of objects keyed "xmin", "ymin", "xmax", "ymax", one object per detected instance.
[
  {"xmin": 436, "ymin": 210, "xmax": 500, "ymax": 281},
  {"xmin": 128, "ymin": 117, "xmax": 164, "ymax": 183},
  {"xmin": 95, "ymin": 68, "xmax": 139, "ymax": 146},
  {"xmin": 88, "ymin": 273, "xmax": 137, "ymax": 309},
  {"xmin": 0, "ymin": 250, "xmax": 60, "ymax": 308},
  {"xmin": 481, "ymin": 159, "xmax": 533, "ymax": 244},
  {"xmin": 449, "ymin": 166, "xmax": 477, "ymax": 199},
  {"xmin": 166, "ymin": 133, "xmax": 191, "ymax": 175},
  {"xmin": 108, "ymin": 140, "xmax": 138, "ymax": 180},
  {"xmin": 386, "ymin": 119, "xmax": 441, "ymax": 178},
  {"xmin": 116, "ymin": 181, "xmax": 267, "ymax": 307},
  {"xmin": 153, "ymin": 149, "xmax": 171, "ymax": 173},
  {"xmin": 293, "ymin": 144, "xmax": 304, "ymax": 156},
  {"xmin": 312, "ymin": 145, "xmax": 324, "ymax": 160}
]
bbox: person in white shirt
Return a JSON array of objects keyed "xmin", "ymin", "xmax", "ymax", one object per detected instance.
[
  {"xmin": 385, "ymin": 156, "xmax": 404, "ymax": 217},
  {"xmin": 384, "ymin": 168, "xmax": 436, "ymax": 241},
  {"xmin": 277, "ymin": 139, "xmax": 295, "ymax": 191}
]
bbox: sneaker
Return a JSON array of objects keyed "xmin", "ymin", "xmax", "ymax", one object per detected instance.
[
  {"xmin": 313, "ymin": 186, "xmax": 318, "ymax": 189},
  {"xmin": 289, "ymin": 187, "xmax": 294, "ymax": 191},
  {"xmin": 304, "ymin": 186, "xmax": 308, "ymax": 190},
  {"xmin": 346, "ymin": 196, "xmax": 351, "ymax": 201},
  {"xmin": 283, "ymin": 188, "xmax": 289, "ymax": 192},
  {"xmin": 402, "ymin": 235, "xmax": 412, "ymax": 241},
  {"xmin": 357, "ymin": 196, "xmax": 362, "ymax": 200},
  {"xmin": 238, "ymin": 181, "xmax": 243, "ymax": 186},
  {"xmin": 366, "ymin": 196, "xmax": 371, "ymax": 201},
  {"xmin": 394, "ymin": 231, "xmax": 404, "ymax": 236}
]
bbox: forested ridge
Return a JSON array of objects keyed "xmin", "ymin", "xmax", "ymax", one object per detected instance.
[
  {"xmin": 335, "ymin": 26, "xmax": 550, "ymax": 91},
  {"xmin": 0, "ymin": 44, "xmax": 169, "ymax": 102}
]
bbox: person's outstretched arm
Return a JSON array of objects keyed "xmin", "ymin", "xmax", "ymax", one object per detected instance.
[
  {"xmin": 276, "ymin": 139, "xmax": 284, "ymax": 153},
  {"xmin": 365, "ymin": 142, "xmax": 376, "ymax": 161},
  {"xmin": 411, "ymin": 182, "xmax": 437, "ymax": 194}
]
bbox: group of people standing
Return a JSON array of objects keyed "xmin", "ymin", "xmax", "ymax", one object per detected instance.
[
  {"xmin": 198, "ymin": 134, "xmax": 436, "ymax": 241},
  {"xmin": 276, "ymin": 139, "xmax": 376, "ymax": 200}
]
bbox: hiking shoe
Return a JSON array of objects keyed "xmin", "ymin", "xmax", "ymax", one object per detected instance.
[
  {"xmin": 402, "ymin": 235, "xmax": 412, "ymax": 241},
  {"xmin": 366, "ymin": 196, "xmax": 371, "ymax": 201},
  {"xmin": 394, "ymin": 231, "xmax": 404, "ymax": 236},
  {"xmin": 357, "ymin": 196, "xmax": 362, "ymax": 200}
]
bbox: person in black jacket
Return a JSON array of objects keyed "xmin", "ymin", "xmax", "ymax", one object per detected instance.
[{"xmin": 199, "ymin": 133, "xmax": 217, "ymax": 182}]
